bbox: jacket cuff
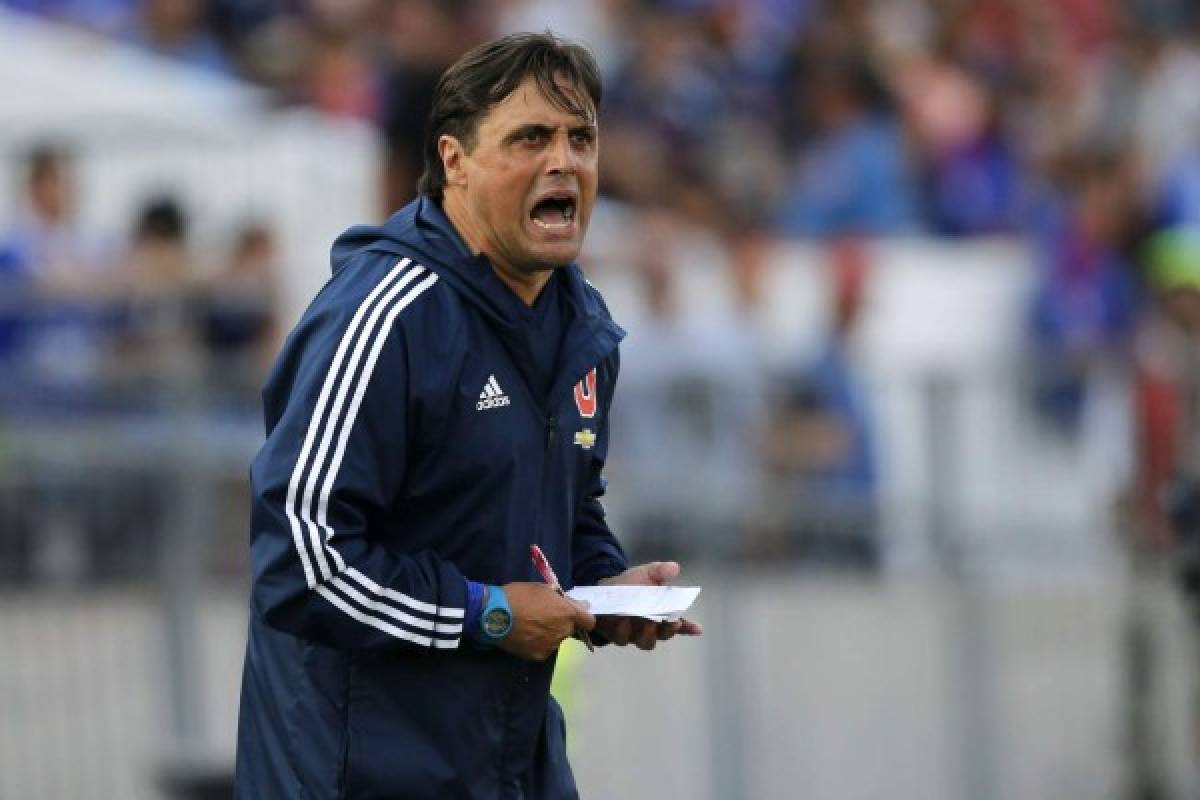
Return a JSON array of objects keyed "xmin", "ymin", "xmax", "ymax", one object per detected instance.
[{"xmin": 464, "ymin": 580, "xmax": 486, "ymax": 637}]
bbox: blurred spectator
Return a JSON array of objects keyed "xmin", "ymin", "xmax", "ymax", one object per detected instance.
[
  {"xmin": 378, "ymin": 0, "xmax": 468, "ymax": 212},
  {"xmin": 197, "ymin": 220, "xmax": 280, "ymax": 400},
  {"xmin": 493, "ymin": 0, "xmax": 626, "ymax": 74},
  {"xmin": 216, "ymin": 5, "xmax": 309, "ymax": 92},
  {"xmin": 304, "ymin": 27, "xmax": 380, "ymax": 121},
  {"xmin": 124, "ymin": 0, "xmax": 232, "ymax": 74},
  {"xmin": 1072, "ymin": 7, "xmax": 1200, "ymax": 183},
  {"xmin": 612, "ymin": 216, "xmax": 763, "ymax": 560},
  {"xmin": 1027, "ymin": 151, "xmax": 1141, "ymax": 436},
  {"xmin": 773, "ymin": 50, "xmax": 918, "ymax": 237},
  {"xmin": 707, "ymin": 229, "xmax": 773, "ymax": 544},
  {"xmin": 3, "ymin": 142, "xmax": 112, "ymax": 290},
  {"xmin": 124, "ymin": 194, "xmax": 190, "ymax": 290},
  {"xmin": 891, "ymin": 24, "xmax": 1026, "ymax": 235},
  {"xmin": 759, "ymin": 238, "xmax": 880, "ymax": 568},
  {"xmin": 601, "ymin": 7, "xmax": 738, "ymax": 224},
  {"xmin": 208, "ymin": 0, "xmax": 286, "ymax": 51},
  {"xmin": 1128, "ymin": 228, "xmax": 1200, "ymax": 779},
  {"xmin": 1, "ymin": 142, "xmax": 119, "ymax": 399},
  {"xmin": 115, "ymin": 194, "xmax": 199, "ymax": 390},
  {"xmin": 1132, "ymin": 227, "xmax": 1200, "ymax": 549},
  {"xmin": 725, "ymin": 230, "xmax": 772, "ymax": 346}
]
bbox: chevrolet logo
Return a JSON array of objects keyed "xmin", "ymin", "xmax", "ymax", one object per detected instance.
[{"xmin": 573, "ymin": 428, "xmax": 597, "ymax": 449}]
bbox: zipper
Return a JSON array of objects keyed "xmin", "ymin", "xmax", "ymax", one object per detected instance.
[{"xmin": 528, "ymin": 413, "xmax": 557, "ymax": 593}]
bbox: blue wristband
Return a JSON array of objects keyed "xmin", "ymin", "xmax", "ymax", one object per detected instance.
[{"xmin": 465, "ymin": 580, "xmax": 486, "ymax": 636}]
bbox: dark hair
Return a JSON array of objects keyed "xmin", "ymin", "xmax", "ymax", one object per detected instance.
[
  {"xmin": 27, "ymin": 141, "xmax": 71, "ymax": 184},
  {"xmin": 135, "ymin": 195, "xmax": 188, "ymax": 242},
  {"xmin": 417, "ymin": 32, "xmax": 602, "ymax": 199}
]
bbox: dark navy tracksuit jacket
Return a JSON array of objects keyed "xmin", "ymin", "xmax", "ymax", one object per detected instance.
[{"xmin": 235, "ymin": 197, "xmax": 629, "ymax": 799}]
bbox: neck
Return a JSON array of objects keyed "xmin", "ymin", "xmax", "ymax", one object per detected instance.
[
  {"xmin": 440, "ymin": 190, "xmax": 551, "ymax": 306},
  {"xmin": 491, "ymin": 260, "xmax": 553, "ymax": 307}
]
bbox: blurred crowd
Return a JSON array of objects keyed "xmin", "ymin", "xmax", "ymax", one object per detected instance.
[
  {"xmin": 3, "ymin": 0, "xmax": 1199, "ymax": 238},
  {"xmin": 6, "ymin": 0, "xmax": 1200, "ymax": 569},
  {"xmin": 0, "ymin": 143, "xmax": 281, "ymax": 415},
  {"xmin": 0, "ymin": 142, "xmax": 280, "ymax": 584}
]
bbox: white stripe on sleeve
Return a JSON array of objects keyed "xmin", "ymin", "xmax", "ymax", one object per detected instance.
[{"xmin": 283, "ymin": 259, "xmax": 463, "ymax": 643}]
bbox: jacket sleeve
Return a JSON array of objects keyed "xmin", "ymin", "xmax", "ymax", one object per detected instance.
[
  {"xmin": 248, "ymin": 262, "xmax": 469, "ymax": 651},
  {"xmin": 571, "ymin": 350, "xmax": 630, "ymax": 587}
]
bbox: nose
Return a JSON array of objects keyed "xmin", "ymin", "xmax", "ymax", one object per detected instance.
[{"xmin": 545, "ymin": 130, "xmax": 577, "ymax": 176}]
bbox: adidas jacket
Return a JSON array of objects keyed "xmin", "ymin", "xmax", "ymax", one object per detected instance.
[{"xmin": 234, "ymin": 197, "xmax": 629, "ymax": 799}]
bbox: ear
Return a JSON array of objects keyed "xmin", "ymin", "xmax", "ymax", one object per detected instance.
[{"xmin": 439, "ymin": 134, "xmax": 467, "ymax": 189}]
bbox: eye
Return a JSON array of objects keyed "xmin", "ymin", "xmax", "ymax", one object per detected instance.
[
  {"xmin": 570, "ymin": 130, "xmax": 596, "ymax": 147},
  {"xmin": 518, "ymin": 129, "xmax": 547, "ymax": 144}
]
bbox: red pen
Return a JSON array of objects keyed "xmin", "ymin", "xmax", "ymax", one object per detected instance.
[{"xmin": 530, "ymin": 544, "xmax": 594, "ymax": 652}]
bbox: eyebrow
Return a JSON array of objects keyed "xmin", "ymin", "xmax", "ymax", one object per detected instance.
[{"xmin": 505, "ymin": 122, "xmax": 597, "ymax": 143}]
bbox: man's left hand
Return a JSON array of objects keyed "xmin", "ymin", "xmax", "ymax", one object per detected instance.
[{"xmin": 594, "ymin": 561, "xmax": 704, "ymax": 650}]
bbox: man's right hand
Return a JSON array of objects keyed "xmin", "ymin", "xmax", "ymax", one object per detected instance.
[{"xmin": 497, "ymin": 582, "xmax": 595, "ymax": 661}]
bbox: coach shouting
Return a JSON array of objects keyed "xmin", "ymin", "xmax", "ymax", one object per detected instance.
[{"xmin": 234, "ymin": 32, "xmax": 701, "ymax": 799}]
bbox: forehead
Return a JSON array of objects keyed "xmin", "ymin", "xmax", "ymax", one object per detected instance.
[{"xmin": 477, "ymin": 75, "xmax": 595, "ymax": 133}]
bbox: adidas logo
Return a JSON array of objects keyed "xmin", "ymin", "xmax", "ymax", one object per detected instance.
[{"xmin": 476, "ymin": 374, "xmax": 511, "ymax": 411}]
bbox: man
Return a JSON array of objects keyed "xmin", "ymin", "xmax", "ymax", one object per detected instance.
[
  {"xmin": 235, "ymin": 32, "xmax": 701, "ymax": 800},
  {"xmin": 1, "ymin": 143, "xmax": 118, "ymax": 397},
  {"xmin": 4, "ymin": 143, "xmax": 110, "ymax": 286},
  {"xmin": 761, "ymin": 240, "xmax": 879, "ymax": 567}
]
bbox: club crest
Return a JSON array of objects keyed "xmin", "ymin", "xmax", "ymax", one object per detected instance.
[{"xmin": 574, "ymin": 367, "xmax": 598, "ymax": 418}]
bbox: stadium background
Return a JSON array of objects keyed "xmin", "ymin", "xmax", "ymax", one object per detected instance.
[{"xmin": 3, "ymin": 0, "xmax": 1200, "ymax": 797}]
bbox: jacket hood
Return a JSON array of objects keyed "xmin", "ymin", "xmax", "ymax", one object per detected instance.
[
  {"xmin": 329, "ymin": 196, "xmax": 625, "ymax": 404},
  {"xmin": 330, "ymin": 196, "xmax": 473, "ymax": 276}
]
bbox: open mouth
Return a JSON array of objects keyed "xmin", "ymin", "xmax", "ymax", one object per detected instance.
[{"xmin": 530, "ymin": 192, "xmax": 577, "ymax": 231}]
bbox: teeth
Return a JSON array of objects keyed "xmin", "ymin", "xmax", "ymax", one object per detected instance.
[{"xmin": 530, "ymin": 198, "xmax": 576, "ymax": 230}]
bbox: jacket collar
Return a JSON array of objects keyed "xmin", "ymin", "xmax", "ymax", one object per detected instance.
[{"xmin": 400, "ymin": 197, "xmax": 626, "ymax": 407}]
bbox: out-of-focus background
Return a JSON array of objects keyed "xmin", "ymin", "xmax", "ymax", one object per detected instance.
[{"xmin": 3, "ymin": 0, "xmax": 1200, "ymax": 798}]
